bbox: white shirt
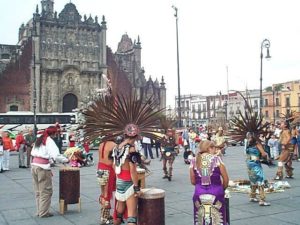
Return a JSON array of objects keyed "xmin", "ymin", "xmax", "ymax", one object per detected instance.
[
  {"xmin": 31, "ymin": 137, "xmax": 60, "ymax": 170},
  {"xmin": 142, "ymin": 136, "xmax": 151, "ymax": 144}
]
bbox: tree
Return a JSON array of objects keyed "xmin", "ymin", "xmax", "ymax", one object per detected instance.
[{"xmin": 265, "ymin": 86, "xmax": 272, "ymax": 92}]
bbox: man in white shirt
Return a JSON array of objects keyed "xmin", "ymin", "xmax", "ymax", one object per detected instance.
[
  {"xmin": 31, "ymin": 126, "xmax": 60, "ymax": 218},
  {"xmin": 141, "ymin": 136, "xmax": 153, "ymax": 159}
]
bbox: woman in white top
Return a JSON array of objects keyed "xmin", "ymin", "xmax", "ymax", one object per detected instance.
[{"xmin": 31, "ymin": 126, "xmax": 60, "ymax": 218}]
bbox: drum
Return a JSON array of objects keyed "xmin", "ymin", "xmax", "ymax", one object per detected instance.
[
  {"xmin": 138, "ymin": 188, "xmax": 165, "ymax": 225},
  {"xmin": 59, "ymin": 166, "xmax": 81, "ymax": 214},
  {"xmin": 137, "ymin": 167, "xmax": 146, "ymax": 188}
]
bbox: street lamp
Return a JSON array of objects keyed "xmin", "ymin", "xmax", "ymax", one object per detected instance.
[
  {"xmin": 172, "ymin": 5, "xmax": 182, "ymax": 127},
  {"xmin": 259, "ymin": 39, "xmax": 271, "ymax": 117},
  {"xmin": 32, "ymin": 18, "xmax": 38, "ymax": 136}
]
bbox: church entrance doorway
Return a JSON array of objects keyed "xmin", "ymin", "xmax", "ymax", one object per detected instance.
[{"xmin": 62, "ymin": 93, "xmax": 78, "ymax": 112}]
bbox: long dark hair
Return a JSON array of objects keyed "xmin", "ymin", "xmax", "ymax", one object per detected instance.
[
  {"xmin": 246, "ymin": 132, "xmax": 257, "ymax": 147},
  {"xmin": 35, "ymin": 126, "xmax": 57, "ymax": 147}
]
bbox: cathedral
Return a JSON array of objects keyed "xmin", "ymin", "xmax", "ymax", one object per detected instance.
[{"xmin": 0, "ymin": 0, "xmax": 166, "ymax": 113}]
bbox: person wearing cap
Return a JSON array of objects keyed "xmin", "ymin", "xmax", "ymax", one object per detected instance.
[
  {"xmin": 190, "ymin": 140, "xmax": 229, "ymax": 224},
  {"xmin": 31, "ymin": 126, "xmax": 60, "ymax": 218},
  {"xmin": 245, "ymin": 132, "xmax": 270, "ymax": 206}
]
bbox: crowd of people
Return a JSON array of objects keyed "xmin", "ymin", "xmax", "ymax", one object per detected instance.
[
  {"xmin": 0, "ymin": 129, "xmax": 36, "ymax": 172},
  {"xmin": 1, "ymin": 96, "xmax": 299, "ymax": 225}
]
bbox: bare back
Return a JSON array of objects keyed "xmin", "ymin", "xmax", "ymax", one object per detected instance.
[{"xmin": 98, "ymin": 141, "xmax": 115, "ymax": 165}]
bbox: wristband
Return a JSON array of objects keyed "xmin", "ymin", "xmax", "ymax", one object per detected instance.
[{"xmin": 133, "ymin": 185, "xmax": 140, "ymax": 192}]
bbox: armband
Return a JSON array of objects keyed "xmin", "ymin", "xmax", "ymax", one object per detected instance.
[{"xmin": 133, "ymin": 185, "xmax": 140, "ymax": 192}]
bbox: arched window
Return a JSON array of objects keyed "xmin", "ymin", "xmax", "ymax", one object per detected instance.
[
  {"xmin": 10, "ymin": 105, "xmax": 18, "ymax": 111},
  {"xmin": 62, "ymin": 93, "xmax": 78, "ymax": 112}
]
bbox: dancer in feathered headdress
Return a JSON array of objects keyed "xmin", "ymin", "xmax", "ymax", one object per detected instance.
[
  {"xmin": 274, "ymin": 111, "xmax": 300, "ymax": 180},
  {"xmin": 229, "ymin": 92, "xmax": 271, "ymax": 206},
  {"xmin": 81, "ymin": 92, "xmax": 164, "ymax": 225},
  {"xmin": 159, "ymin": 117, "xmax": 178, "ymax": 181}
]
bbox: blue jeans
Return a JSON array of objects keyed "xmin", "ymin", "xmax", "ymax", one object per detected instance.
[{"xmin": 142, "ymin": 144, "xmax": 153, "ymax": 159}]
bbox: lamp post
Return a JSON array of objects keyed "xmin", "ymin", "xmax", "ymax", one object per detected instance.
[
  {"xmin": 272, "ymin": 88, "xmax": 275, "ymax": 124},
  {"xmin": 259, "ymin": 39, "xmax": 271, "ymax": 117},
  {"xmin": 32, "ymin": 18, "xmax": 38, "ymax": 136},
  {"xmin": 172, "ymin": 5, "xmax": 182, "ymax": 127}
]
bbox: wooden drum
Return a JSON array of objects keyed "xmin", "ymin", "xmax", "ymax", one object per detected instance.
[
  {"xmin": 138, "ymin": 188, "xmax": 165, "ymax": 225},
  {"xmin": 137, "ymin": 167, "xmax": 146, "ymax": 189},
  {"xmin": 59, "ymin": 167, "xmax": 81, "ymax": 214}
]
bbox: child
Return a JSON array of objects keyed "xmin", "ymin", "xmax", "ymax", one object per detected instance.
[{"xmin": 268, "ymin": 134, "xmax": 279, "ymax": 160}]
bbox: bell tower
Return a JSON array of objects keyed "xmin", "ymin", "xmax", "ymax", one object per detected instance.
[{"xmin": 41, "ymin": 0, "xmax": 54, "ymax": 18}]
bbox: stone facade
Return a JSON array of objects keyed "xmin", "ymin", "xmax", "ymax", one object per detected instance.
[
  {"xmin": 0, "ymin": 0, "xmax": 166, "ymax": 113},
  {"xmin": 114, "ymin": 34, "xmax": 166, "ymax": 109}
]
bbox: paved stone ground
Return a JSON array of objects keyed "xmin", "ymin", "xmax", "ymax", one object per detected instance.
[{"xmin": 0, "ymin": 146, "xmax": 300, "ymax": 225}]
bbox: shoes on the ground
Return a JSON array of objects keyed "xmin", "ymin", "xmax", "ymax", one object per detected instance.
[
  {"xmin": 274, "ymin": 175, "xmax": 282, "ymax": 180},
  {"xmin": 168, "ymin": 176, "xmax": 172, "ymax": 181},
  {"xmin": 249, "ymin": 198, "xmax": 259, "ymax": 202},
  {"xmin": 40, "ymin": 213, "xmax": 53, "ymax": 218},
  {"xmin": 162, "ymin": 175, "xmax": 168, "ymax": 179},
  {"xmin": 19, "ymin": 166, "xmax": 27, "ymax": 168},
  {"xmin": 286, "ymin": 176, "xmax": 294, "ymax": 179},
  {"xmin": 3, "ymin": 169, "xmax": 9, "ymax": 171},
  {"xmin": 259, "ymin": 201, "xmax": 271, "ymax": 206}
]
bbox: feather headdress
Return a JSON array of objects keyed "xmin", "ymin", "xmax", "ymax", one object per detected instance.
[
  {"xmin": 228, "ymin": 92, "xmax": 268, "ymax": 142},
  {"xmin": 159, "ymin": 116, "xmax": 177, "ymax": 134},
  {"xmin": 280, "ymin": 110, "xmax": 300, "ymax": 127},
  {"xmin": 80, "ymin": 93, "xmax": 165, "ymax": 143}
]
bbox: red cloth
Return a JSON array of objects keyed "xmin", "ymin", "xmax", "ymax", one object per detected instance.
[
  {"xmin": 178, "ymin": 136, "xmax": 184, "ymax": 145},
  {"xmin": 41, "ymin": 126, "xmax": 57, "ymax": 145},
  {"xmin": 113, "ymin": 169, "xmax": 131, "ymax": 220},
  {"xmin": 15, "ymin": 134, "xmax": 25, "ymax": 150},
  {"xmin": 69, "ymin": 141, "xmax": 75, "ymax": 147},
  {"xmin": 117, "ymin": 169, "xmax": 131, "ymax": 181},
  {"xmin": 3, "ymin": 137, "xmax": 13, "ymax": 151},
  {"xmin": 83, "ymin": 142, "xmax": 90, "ymax": 153},
  {"xmin": 98, "ymin": 162, "xmax": 116, "ymax": 200},
  {"xmin": 32, "ymin": 157, "xmax": 50, "ymax": 164}
]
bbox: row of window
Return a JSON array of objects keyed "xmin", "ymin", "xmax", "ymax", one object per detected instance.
[
  {"xmin": 263, "ymin": 96, "xmax": 300, "ymax": 107},
  {"xmin": 264, "ymin": 109, "xmax": 291, "ymax": 118}
]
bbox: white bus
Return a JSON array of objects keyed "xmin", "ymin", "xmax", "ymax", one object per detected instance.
[{"xmin": 0, "ymin": 111, "xmax": 77, "ymax": 132}]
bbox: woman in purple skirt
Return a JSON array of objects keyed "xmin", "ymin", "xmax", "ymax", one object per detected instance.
[{"xmin": 190, "ymin": 140, "xmax": 229, "ymax": 225}]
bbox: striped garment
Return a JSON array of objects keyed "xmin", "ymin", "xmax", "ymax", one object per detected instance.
[{"xmin": 115, "ymin": 178, "xmax": 134, "ymax": 201}]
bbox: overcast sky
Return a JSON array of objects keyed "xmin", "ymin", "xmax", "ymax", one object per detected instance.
[{"xmin": 1, "ymin": 0, "xmax": 300, "ymax": 107}]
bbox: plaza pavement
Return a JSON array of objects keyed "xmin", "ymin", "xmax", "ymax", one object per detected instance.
[{"xmin": 0, "ymin": 146, "xmax": 300, "ymax": 225}]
